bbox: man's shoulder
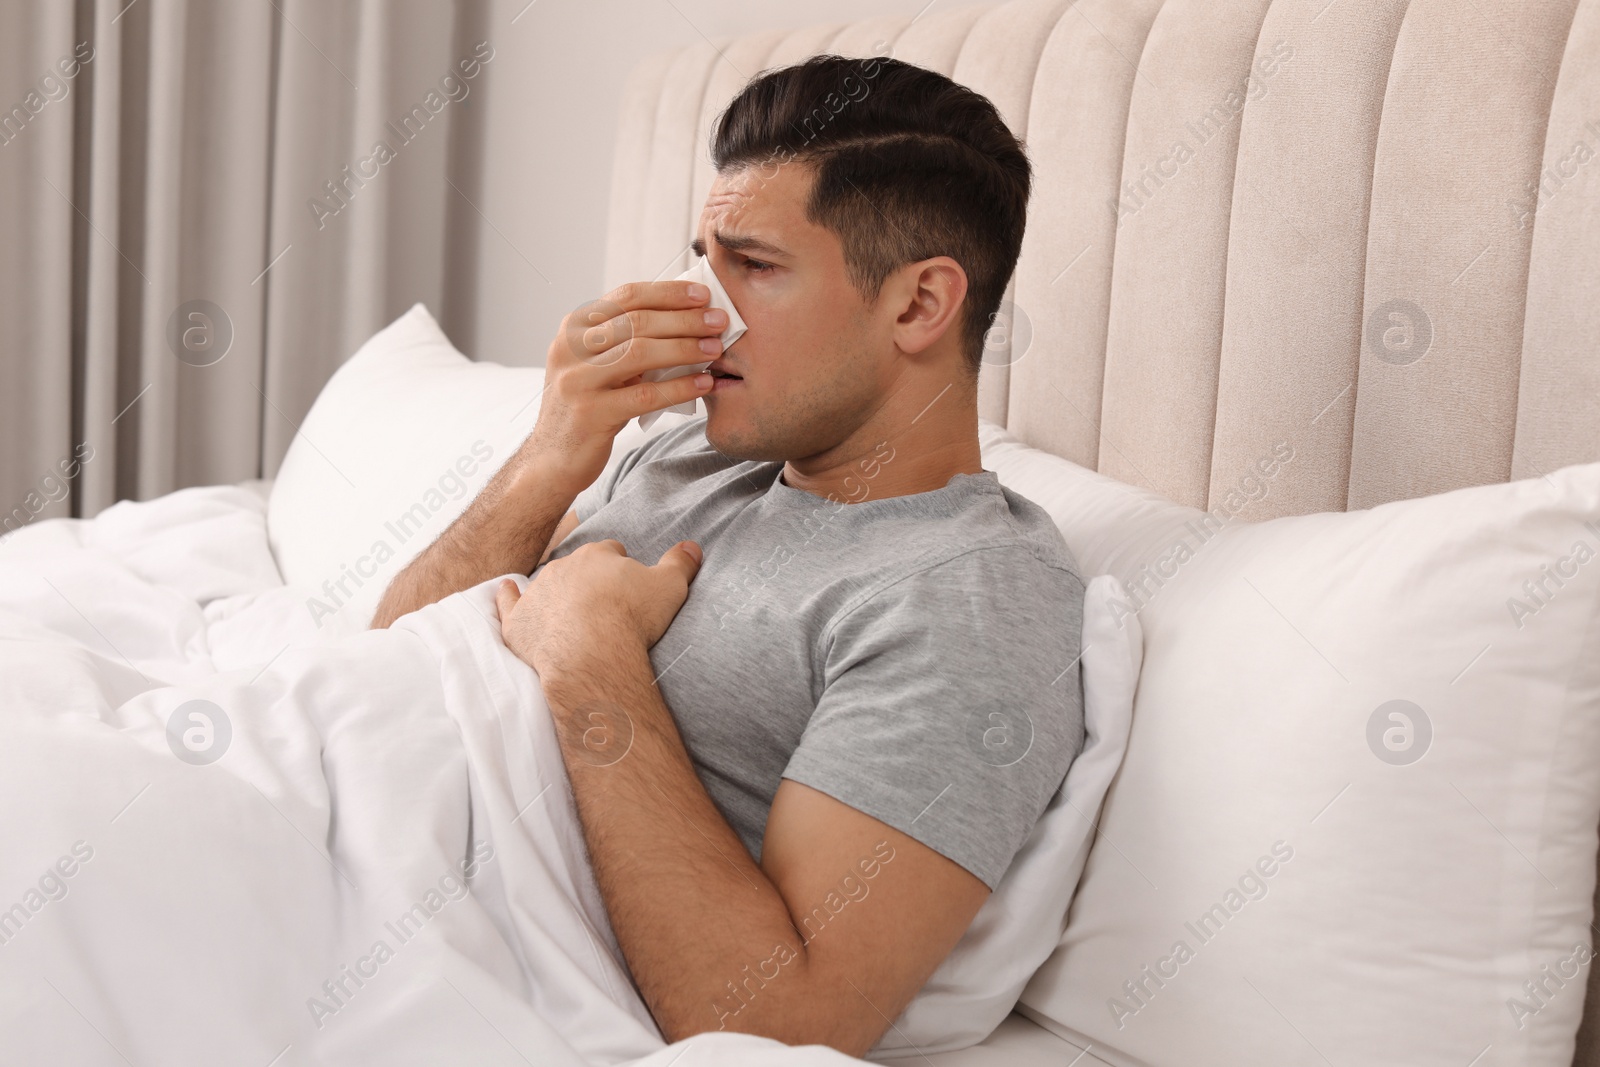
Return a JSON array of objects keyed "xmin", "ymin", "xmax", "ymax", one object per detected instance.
[
  {"xmin": 824, "ymin": 533, "xmax": 1086, "ymax": 653},
  {"xmin": 902, "ymin": 537, "xmax": 1084, "ymax": 601},
  {"xmin": 875, "ymin": 484, "xmax": 1086, "ymax": 608}
]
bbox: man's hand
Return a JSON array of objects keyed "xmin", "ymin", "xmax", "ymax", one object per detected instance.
[
  {"xmin": 523, "ymin": 281, "xmax": 726, "ymax": 500},
  {"xmin": 493, "ymin": 539, "xmax": 705, "ymax": 680},
  {"xmin": 369, "ymin": 277, "xmax": 722, "ymax": 630}
]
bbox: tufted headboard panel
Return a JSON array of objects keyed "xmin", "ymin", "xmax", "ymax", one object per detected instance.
[
  {"xmin": 602, "ymin": 0, "xmax": 1600, "ymax": 517},
  {"xmin": 602, "ymin": 1, "xmax": 1600, "ymax": 1056}
]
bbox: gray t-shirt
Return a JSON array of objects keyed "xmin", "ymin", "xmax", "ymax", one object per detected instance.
[{"xmin": 540, "ymin": 416, "xmax": 1086, "ymax": 890}]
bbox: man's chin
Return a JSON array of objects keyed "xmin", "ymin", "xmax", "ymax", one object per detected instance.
[{"xmin": 703, "ymin": 407, "xmax": 784, "ymax": 464}]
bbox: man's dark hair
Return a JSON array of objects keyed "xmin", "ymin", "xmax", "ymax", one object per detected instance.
[{"xmin": 710, "ymin": 53, "xmax": 1032, "ymax": 380}]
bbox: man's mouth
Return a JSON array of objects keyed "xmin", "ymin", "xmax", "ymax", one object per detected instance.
[{"xmin": 707, "ymin": 360, "xmax": 742, "ymax": 380}]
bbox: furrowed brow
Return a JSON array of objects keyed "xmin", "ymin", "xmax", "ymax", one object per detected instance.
[{"xmin": 691, "ymin": 231, "xmax": 790, "ymax": 260}]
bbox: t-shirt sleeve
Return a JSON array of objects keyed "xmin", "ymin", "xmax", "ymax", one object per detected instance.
[
  {"xmin": 781, "ymin": 544, "xmax": 1087, "ymax": 891},
  {"xmin": 571, "ymin": 476, "xmax": 613, "ymax": 525}
]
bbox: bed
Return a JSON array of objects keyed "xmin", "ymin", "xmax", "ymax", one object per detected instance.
[{"xmin": 8, "ymin": 0, "xmax": 1600, "ymax": 1064}]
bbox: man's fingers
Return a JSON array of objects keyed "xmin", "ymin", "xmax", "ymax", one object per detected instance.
[
  {"xmin": 605, "ymin": 279, "xmax": 710, "ymax": 313},
  {"xmin": 659, "ymin": 540, "xmax": 703, "ymax": 578},
  {"xmin": 494, "ymin": 578, "xmax": 520, "ymax": 623}
]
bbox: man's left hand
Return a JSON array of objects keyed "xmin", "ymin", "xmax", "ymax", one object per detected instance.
[{"xmin": 493, "ymin": 538, "xmax": 704, "ymax": 678}]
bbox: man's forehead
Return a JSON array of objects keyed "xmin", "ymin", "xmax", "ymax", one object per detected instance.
[
  {"xmin": 700, "ymin": 184, "xmax": 769, "ymax": 232},
  {"xmin": 698, "ymin": 165, "xmax": 812, "ymax": 248}
]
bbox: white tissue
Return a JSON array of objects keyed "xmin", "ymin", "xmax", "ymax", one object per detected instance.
[{"xmin": 637, "ymin": 256, "xmax": 748, "ymax": 431}]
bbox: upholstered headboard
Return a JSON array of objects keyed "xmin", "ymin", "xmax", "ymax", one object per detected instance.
[{"xmin": 602, "ymin": 0, "xmax": 1600, "ymax": 1058}]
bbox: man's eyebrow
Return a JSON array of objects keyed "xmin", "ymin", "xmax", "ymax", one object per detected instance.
[{"xmin": 691, "ymin": 231, "xmax": 790, "ymax": 259}]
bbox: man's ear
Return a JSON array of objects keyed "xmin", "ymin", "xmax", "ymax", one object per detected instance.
[{"xmin": 889, "ymin": 256, "xmax": 968, "ymax": 358}]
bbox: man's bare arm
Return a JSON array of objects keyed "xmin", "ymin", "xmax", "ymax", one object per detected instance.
[
  {"xmin": 534, "ymin": 640, "xmax": 989, "ymax": 1056},
  {"xmin": 367, "ymin": 273, "xmax": 727, "ymax": 629},
  {"xmin": 370, "ymin": 457, "xmax": 582, "ymax": 628}
]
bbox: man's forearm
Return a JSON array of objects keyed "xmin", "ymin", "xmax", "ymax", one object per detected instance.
[
  {"xmin": 371, "ymin": 454, "xmax": 581, "ymax": 628},
  {"xmin": 538, "ymin": 643, "xmax": 822, "ymax": 1044}
]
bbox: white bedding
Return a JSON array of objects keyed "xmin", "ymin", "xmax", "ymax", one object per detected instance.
[{"xmin": 0, "ymin": 484, "xmax": 859, "ymax": 1066}]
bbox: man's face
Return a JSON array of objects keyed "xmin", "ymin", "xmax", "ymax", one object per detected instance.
[{"xmin": 693, "ymin": 161, "xmax": 889, "ymax": 464}]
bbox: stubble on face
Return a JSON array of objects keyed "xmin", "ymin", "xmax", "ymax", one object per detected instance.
[{"xmin": 697, "ymin": 165, "xmax": 886, "ymax": 467}]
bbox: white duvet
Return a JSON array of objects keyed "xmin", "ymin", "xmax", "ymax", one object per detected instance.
[{"xmin": 0, "ymin": 484, "xmax": 860, "ymax": 1067}]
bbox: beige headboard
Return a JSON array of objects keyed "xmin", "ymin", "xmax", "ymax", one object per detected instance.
[{"xmin": 602, "ymin": 0, "xmax": 1600, "ymax": 1057}]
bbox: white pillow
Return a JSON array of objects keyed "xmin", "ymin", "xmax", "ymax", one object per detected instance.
[
  {"xmin": 870, "ymin": 573, "xmax": 1141, "ymax": 1058},
  {"xmin": 267, "ymin": 304, "xmax": 693, "ymax": 633},
  {"xmin": 976, "ymin": 422, "xmax": 1600, "ymax": 1065},
  {"xmin": 976, "ymin": 418, "xmax": 1207, "ymax": 585}
]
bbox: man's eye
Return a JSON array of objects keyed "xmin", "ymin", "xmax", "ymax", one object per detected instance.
[{"xmin": 744, "ymin": 258, "xmax": 774, "ymax": 274}]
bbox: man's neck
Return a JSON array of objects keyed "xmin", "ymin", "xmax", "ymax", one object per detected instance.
[{"xmin": 778, "ymin": 384, "xmax": 983, "ymax": 503}]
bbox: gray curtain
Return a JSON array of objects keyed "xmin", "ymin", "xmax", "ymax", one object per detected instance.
[{"xmin": 0, "ymin": 0, "xmax": 488, "ymax": 532}]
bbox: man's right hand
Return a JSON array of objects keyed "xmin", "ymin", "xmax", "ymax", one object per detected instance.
[
  {"xmin": 369, "ymin": 278, "xmax": 725, "ymax": 629},
  {"xmin": 518, "ymin": 278, "xmax": 726, "ymax": 495}
]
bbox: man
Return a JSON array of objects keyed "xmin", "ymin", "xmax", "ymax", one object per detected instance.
[{"xmin": 372, "ymin": 53, "xmax": 1086, "ymax": 1057}]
